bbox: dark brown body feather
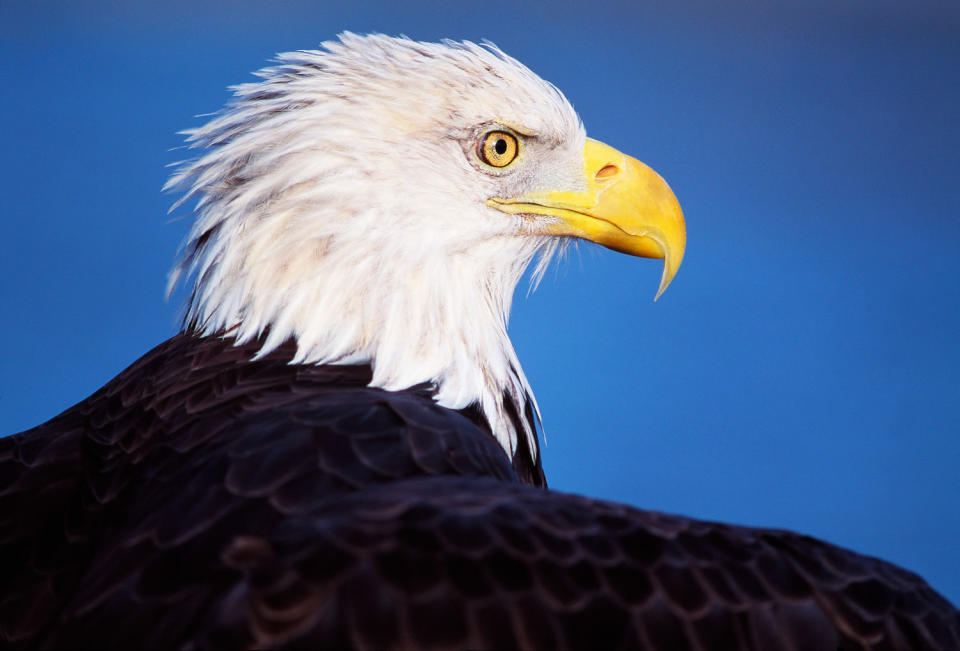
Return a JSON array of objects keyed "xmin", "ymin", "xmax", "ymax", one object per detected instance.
[{"xmin": 1, "ymin": 334, "xmax": 958, "ymax": 649}]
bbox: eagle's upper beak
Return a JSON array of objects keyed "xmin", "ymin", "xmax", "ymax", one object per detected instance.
[{"xmin": 488, "ymin": 138, "xmax": 686, "ymax": 299}]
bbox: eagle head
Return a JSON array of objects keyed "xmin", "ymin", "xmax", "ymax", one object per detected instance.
[{"xmin": 166, "ymin": 33, "xmax": 685, "ymax": 463}]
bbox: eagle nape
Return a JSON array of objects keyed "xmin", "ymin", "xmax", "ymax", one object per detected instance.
[{"xmin": 2, "ymin": 32, "xmax": 957, "ymax": 651}]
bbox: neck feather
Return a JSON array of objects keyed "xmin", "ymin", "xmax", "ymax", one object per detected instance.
[{"xmin": 174, "ymin": 208, "xmax": 558, "ymax": 460}]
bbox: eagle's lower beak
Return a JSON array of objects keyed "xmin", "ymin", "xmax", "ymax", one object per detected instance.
[{"xmin": 488, "ymin": 138, "xmax": 686, "ymax": 299}]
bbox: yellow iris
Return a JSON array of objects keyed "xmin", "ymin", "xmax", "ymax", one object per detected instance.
[{"xmin": 478, "ymin": 131, "xmax": 519, "ymax": 167}]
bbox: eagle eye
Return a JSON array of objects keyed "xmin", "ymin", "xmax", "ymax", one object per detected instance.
[{"xmin": 478, "ymin": 130, "xmax": 519, "ymax": 168}]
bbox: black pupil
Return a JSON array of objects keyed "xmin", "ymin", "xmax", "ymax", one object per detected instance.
[{"xmin": 494, "ymin": 138, "xmax": 508, "ymax": 155}]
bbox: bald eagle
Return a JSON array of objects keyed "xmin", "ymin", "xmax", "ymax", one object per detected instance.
[{"xmin": 1, "ymin": 34, "xmax": 957, "ymax": 650}]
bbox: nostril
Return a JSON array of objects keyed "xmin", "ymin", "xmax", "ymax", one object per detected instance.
[{"xmin": 596, "ymin": 164, "xmax": 619, "ymax": 180}]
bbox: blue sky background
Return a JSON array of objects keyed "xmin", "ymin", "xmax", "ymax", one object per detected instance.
[{"xmin": 2, "ymin": 1, "xmax": 958, "ymax": 604}]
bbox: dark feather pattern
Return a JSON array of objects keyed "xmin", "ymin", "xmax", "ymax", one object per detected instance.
[{"xmin": 1, "ymin": 334, "xmax": 958, "ymax": 649}]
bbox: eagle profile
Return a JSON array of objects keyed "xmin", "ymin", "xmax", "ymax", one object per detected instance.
[{"xmin": 1, "ymin": 33, "xmax": 957, "ymax": 650}]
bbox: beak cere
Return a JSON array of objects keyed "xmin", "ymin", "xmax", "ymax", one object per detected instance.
[{"xmin": 488, "ymin": 138, "xmax": 686, "ymax": 299}]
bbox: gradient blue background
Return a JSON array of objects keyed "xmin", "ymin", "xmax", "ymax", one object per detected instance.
[{"xmin": 2, "ymin": 1, "xmax": 958, "ymax": 605}]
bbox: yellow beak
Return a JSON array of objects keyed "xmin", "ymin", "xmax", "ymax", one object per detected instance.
[{"xmin": 488, "ymin": 138, "xmax": 686, "ymax": 299}]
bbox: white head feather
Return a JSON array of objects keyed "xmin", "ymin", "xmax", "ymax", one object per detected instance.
[{"xmin": 166, "ymin": 33, "xmax": 586, "ymax": 461}]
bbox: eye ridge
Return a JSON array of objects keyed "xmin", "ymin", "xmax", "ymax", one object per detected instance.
[{"xmin": 478, "ymin": 130, "xmax": 519, "ymax": 168}]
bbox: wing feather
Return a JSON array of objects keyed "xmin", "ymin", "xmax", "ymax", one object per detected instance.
[{"xmin": 2, "ymin": 334, "xmax": 957, "ymax": 650}]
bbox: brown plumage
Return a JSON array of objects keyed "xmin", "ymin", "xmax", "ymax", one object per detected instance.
[{"xmin": 2, "ymin": 333, "xmax": 958, "ymax": 649}]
